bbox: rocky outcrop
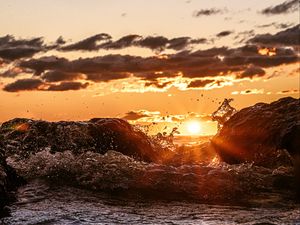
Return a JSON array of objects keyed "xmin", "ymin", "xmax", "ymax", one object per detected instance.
[
  {"xmin": 211, "ymin": 97, "xmax": 300, "ymax": 167},
  {"xmin": 0, "ymin": 118, "xmax": 165, "ymax": 162},
  {"xmin": 0, "ymin": 146, "xmax": 24, "ymax": 217},
  {"xmin": 0, "ymin": 152, "xmax": 10, "ymax": 217}
]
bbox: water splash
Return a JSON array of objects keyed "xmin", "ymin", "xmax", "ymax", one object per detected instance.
[
  {"xmin": 6, "ymin": 149, "xmax": 296, "ymax": 203},
  {"xmin": 133, "ymin": 124, "xmax": 180, "ymax": 152},
  {"xmin": 212, "ymin": 98, "xmax": 237, "ymax": 130}
]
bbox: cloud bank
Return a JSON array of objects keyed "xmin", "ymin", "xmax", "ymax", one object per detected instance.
[
  {"xmin": 261, "ymin": 0, "xmax": 299, "ymax": 15},
  {"xmin": 1, "ymin": 25, "xmax": 299, "ymax": 92}
]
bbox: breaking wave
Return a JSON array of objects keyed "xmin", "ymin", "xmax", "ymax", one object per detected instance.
[{"xmin": 7, "ymin": 149, "xmax": 296, "ymax": 204}]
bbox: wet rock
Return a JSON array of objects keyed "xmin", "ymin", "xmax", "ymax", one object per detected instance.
[
  {"xmin": 0, "ymin": 154, "xmax": 10, "ymax": 217},
  {"xmin": 211, "ymin": 97, "xmax": 300, "ymax": 167},
  {"xmin": 0, "ymin": 146, "xmax": 24, "ymax": 217},
  {"xmin": 295, "ymin": 155, "xmax": 300, "ymax": 201},
  {"xmin": 0, "ymin": 118, "xmax": 162, "ymax": 162}
]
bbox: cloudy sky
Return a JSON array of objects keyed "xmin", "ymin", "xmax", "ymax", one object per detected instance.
[{"xmin": 0, "ymin": 0, "xmax": 299, "ymax": 135}]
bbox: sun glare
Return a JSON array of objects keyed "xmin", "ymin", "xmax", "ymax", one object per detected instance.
[{"xmin": 186, "ymin": 121, "xmax": 201, "ymax": 135}]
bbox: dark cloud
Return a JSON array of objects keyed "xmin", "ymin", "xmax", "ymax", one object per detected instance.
[
  {"xmin": 144, "ymin": 80, "xmax": 172, "ymax": 89},
  {"xmin": 122, "ymin": 111, "xmax": 150, "ymax": 120},
  {"xmin": 237, "ymin": 65, "xmax": 266, "ymax": 79},
  {"xmin": 166, "ymin": 37, "xmax": 208, "ymax": 50},
  {"xmin": 85, "ymin": 72, "xmax": 130, "ymax": 82},
  {"xmin": 0, "ymin": 35, "xmax": 43, "ymax": 48},
  {"xmin": 249, "ymin": 24, "xmax": 300, "ymax": 46},
  {"xmin": 256, "ymin": 55, "xmax": 297, "ymax": 67},
  {"xmin": 193, "ymin": 8, "xmax": 223, "ymax": 17},
  {"xmin": 0, "ymin": 34, "xmax": 207, "ymax": 58},
  {"xmin": 4, "ymin": 26, "xmax": 299, "ymax": 92},
  {"xmin": 224, "ymin": 54, "xmax": 298, "ymax": 68},
  {"xmin": 167, "ymin": 37, "xmax": 193, "ymax": 50},
  {"xmin": 107, "ymin": 35, "xmax": 207, "ymax": 51},
  {"xmin": 189, "ymin": 47, "xmax": 232, "ymax": 57},
  {"xmin": 20, "ymin": 54, "xmax": 167, "ymax": 76},
  {"xmin": 20, "ymin": 56, "xmax": 69, "ymax": 75},
  {"xmin": 101, "ymin": 35, "xmax": 141, "ymax": 49},
  {"xmin": 60, "ymin": 33, "xmax": 111, "ymax": 51},
  {"xmin": 137, "ymin": 36, "xmax": 169, "ymax": 51},
  {"xmin": 0, "ymin": 35, "xmax": 46, "ymax": 61},
  {"xmin": 0, "ymin": 47, "xmax": 40, "ymax": 61},
  {"xmin": 261, "ymin": 0, "xmax": 299, "ymax": 15},
  {"xmin": 59, "ymin": 34, "xmax": 205, "ymax": 52},
  {"xmin": 3, "ymin": 78, "xmax": 44, "ymax": 92},
  {"xmin": 56, "ymin": 36, "xmax": 66, "ymax": 45},
  {"xmin": 20, "ymin": 56, "xmax": 132, "ymax": 83},
  {"xmin": 13, "ymin": 44, "xmax": 298, "ymax": 85},
  {"xmin": 47, "ymin": 82, "xmax": 89, "ymax": 91},
  {"xmin": 216, "ymin": 30, "xmax": 234, "ymax": 38},
  {"xmin": 3, "ymin": 78, "xmax": 89, "ymax": 92},
  {"xmin": 187, "ymin": 79, "xmax": 215, "ymax": 88},
  {"xmin": 41, "ymin": 71, "xmax": 83, "ymax": 82}
]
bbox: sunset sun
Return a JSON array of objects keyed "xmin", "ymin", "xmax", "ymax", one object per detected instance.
[{"xmin": 186, "ymin": 121, "xmax": 201, "ymax": 135}]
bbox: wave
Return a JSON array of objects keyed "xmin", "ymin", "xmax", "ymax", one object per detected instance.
[{"xmin": 7, "ymin": 149, "xmax": 296, "ymax": 204}]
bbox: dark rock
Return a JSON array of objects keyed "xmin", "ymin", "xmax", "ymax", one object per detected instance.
[
  {"xmin": 295, "ymin": 155, "xmax": 300, "ymax": 201},
  {"xmin": 0, "ymin": 118, "xmax": 162, "ymax": 162},
  {"xmin": 211, "ymin": 97, "xmax": 300, "ymax": 167},
  {"xmin": 0, "ymin": 145, "xmax": 24, "ymax": 217},
  {"xmin": 0, "ymin": 155, "xmax": 10, "ymax": 217}
]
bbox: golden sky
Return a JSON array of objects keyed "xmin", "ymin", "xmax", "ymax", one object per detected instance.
[{"xmin": 0, "ymin": 0, "xmax": 299, "ymax": 135}]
